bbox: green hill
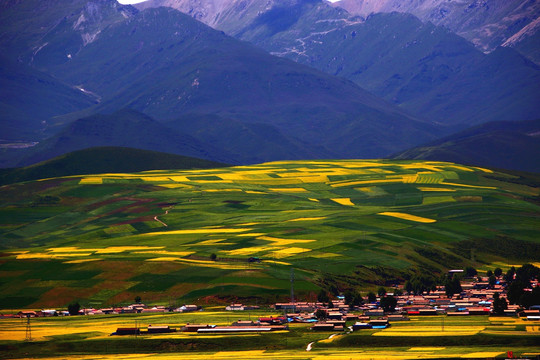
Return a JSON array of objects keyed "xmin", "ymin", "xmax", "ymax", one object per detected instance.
[
  {"xmin": 393, "ymin": 119, "xmax": 540, "ymax": 173},
  {"xmin": 0, "ymin": 147, "xmax": 229, "ymax": 186},
  {"xmin": 0, "ymin": 159, "xmax": 538, "ymax": 308}
]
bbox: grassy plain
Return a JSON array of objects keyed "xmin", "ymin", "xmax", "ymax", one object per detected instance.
[
  {"xmin": 0, "ymin": 160, "xmax": 539, "ymax": 307},
  {"xmin": 0, "ymin": 312, "xmax": 538, "ymax": 359}
]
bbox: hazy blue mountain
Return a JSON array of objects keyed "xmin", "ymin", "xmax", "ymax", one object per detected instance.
[
  {"xmin": 0, "ymin": 146, "xmax": 229, "ymax": 186},
  {"xmin": 29, "ymin": 6, "xmax": 443, "ymax": 159},
  {"xmin": 0, "ymin": 0, "xmax": 137, "ymax": 69},
  {"xmin": 0, "ymin": 56, "xmax": 96, "ymax": 141},
  {"xmin": 9, "ymin": 109, "xmax": 237, "ymax": 167},
  {"xmin": 141, "ymin": 0, "xmax": 540, "ymax": 126},
  {"xmin": 166, "ymin": 114, "xmax": 337, "ymax": 164},
  {"xmin": 1, "ymin": 1, "xmax": 447, "ymax": 165},
  {"xmin": 393, "ymin": 119, "xmax": 540, "ymax": 173},
  {"xmin": 331, "ymin": 0, "xmax": 540, "ymax": 64}
]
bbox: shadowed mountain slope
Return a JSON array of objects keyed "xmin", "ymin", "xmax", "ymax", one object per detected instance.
[{"xmin": 393, "ymin": 119, "xmax": 540, "ymax": 173}]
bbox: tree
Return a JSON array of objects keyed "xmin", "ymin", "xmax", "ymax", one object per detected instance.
[
  {"xmin": 486, "ymin": 270, "xmax": 493, "ymax": 277},
  {"xmin": 394, "ymin": 288, "xmax": 403, "ymax": 296},
  {"xmin": 504, "ymin": 266, "xmax": 516, "ymax": 283},
  {"xmin": 317, "ymin": 289, "xmax": 329, "ymax": 304},
  {"xmin": 210, "ymin": 253, "xmax": 217, "ymax": 261},
  {"xmin": 494, "ymin": 267, "xmax": 503, "ymax": 277},
  {"xmin": 67, "ymin": 302, "xmax": 81, "ymax": 316},
  {"xmin": 404, "ymin": 281, "xmax": 413, "ymax": 294},
  {"xmin": 380, "ymin": 295, "xmax": 397, "ymax": 313},
  {"xmin": 345, "ymin": 290, "xmax": 363, "ymax": 308},
  {"xmin": 492, "ymin": 293, "xmax": 507, "ymax": 315},
  {"xmin": 135, "ymin": 296, "xmax": 142, "ymax": 304},
  {"xmin": 367, "ymin": 292, "xmax": 376, "ymax": 303},
  {"xmin": 445, "ymin": 276, "xmax": 462, "ymax": 298},
  {"xmin": 377, "ymin": 287, "xmax": 387, "ymax": 297},
  {"xmin": 465, "ymin": 266, "xmax": 477, "ymax": 277},
  {"xmin": 488, "ymin": 275, "xmax": 497, "ymax": 287},
  {"xmin": 315, "ymin": 309, "xmax": 327, "ymax": 321}
]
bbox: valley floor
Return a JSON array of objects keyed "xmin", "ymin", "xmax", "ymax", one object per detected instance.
[{"xmin": 1, "ymin": 311, "xmax": 539, "ymax": 359}]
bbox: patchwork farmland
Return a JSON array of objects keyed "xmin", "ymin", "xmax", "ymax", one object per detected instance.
[{"xmin": 0, "ymin": 160, "xmax": 539, "ymax": 308}]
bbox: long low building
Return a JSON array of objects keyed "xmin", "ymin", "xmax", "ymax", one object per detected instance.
[{"xmin": 197, "ymin": 326, "xmax": 286, "ymax": 333}]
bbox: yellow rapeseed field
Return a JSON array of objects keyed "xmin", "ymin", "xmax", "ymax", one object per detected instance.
[
  {"xmin": 269, "ymin": 247, "xmax": 311, "ymax": 258},
  {"xmin": 378, "ymin": 212, "xmax": 436, "ymax": 223},
  {"xmin": 79, "ymin": 177, "xmax": 103, "ymax": 184},
  {"xmin": 257, "ymin": 236, "xmax": 316, "ymax": 246},
  {"xmin": 331, "ymin": 198, "xmax": 355, "ymax": 206},
  {"xmin": 140, "ymin": 228, "xmax": 253, "ymax": 236}
]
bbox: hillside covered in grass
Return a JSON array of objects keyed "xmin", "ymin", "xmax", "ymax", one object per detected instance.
[{"xmin": 0, "ymin": 160, "xmax": 539, "ymax": 308}]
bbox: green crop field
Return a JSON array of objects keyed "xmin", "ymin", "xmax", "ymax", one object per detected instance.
[{"xmin": 0, "ymin": 160, "xmax": 539, "ymax": 308}]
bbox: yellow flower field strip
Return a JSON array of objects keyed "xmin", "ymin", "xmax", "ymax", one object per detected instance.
[
  {"xmin": 145, "ymin": 257, "xmax": 256, "ymax": 270},
  {"xmin": 94, "ymin": 246, "xmax": 165, "ymax": 254},
  {"xmin": 309, "ymin": 198, "xmax": 319, "ymax": 202},
  {"xmin": 196, "ymin": 239, "xmax": 232, "ymax": 246},
  {"xmin": 311, "ymin": 252, "xmax": 341, "ymax": 258},
  {"xmin": 16, "ymin": 253, "xmax": 93, "ymax": 259},
  {"xmin": 378, "ymin": 212, "xmax": 436, "ymax": 223},
  {"xmin": 48, "ymin": 246, "xmax": 164, "ymax": 253},
  {"xmin": 443, "ymin": 182, "xmax": 497, "ymax": 189},
  {"xmin": 462, "ymin": 352, "xmax": 503, "ymax": 358},
  {"xmin": 417, "ymin": 187, "xmax": 456, "ymax": 192},
  {"xmin": 268, "ymin": 187, "xmax": 308, "ymax": 193},
  {"xmin": 330, "ymin": 178, "xmax": 404, "ymax": 187},
  {"xmin": 527, "ymin": 326, "xmax": 540, "ymax": 332},
  {"xmin": 159, "ymin": 184, "xmax": 191, "ymax": 189},
  {"xmin": 79, "ymin": 177, "xmax": 103, "ymax": 184},
  {"xmin": 64, "ymin": 258, "xmax": 102, "ymax": 264},
  {"xmin": 257, "ymin": 235, "xmax": 316, "ymax": 246},
  {"xmin": 140, "ymin": 176, "xmax": 174, "ymax": 182},
  {"xmin": 202, "ymin": 189, "xmax": 243, "ymax": 192},
  {"xmin": 269, "ymin": 247, "xmax": 311, "ymax": 258},
  {"xmin": 236, "ymin": 233, "xmax": 266, "ymax": 237},
  {"xmin": 407, "ymin": 347, "xmax": 446, "ymax": 351},
  {"xmin": 224, "ymin": 246, "xmax": 277, "ymax": 256},
  {"xmin": 286, "ymin": 217, "xmax": 327, "ymax": 222},
  {"xmin": 140, "ymin": 228, "xmax": 253, "ymax": 236},
  {"xmin": 263, "ymin": 260, "xmax": 291, "ymax": 266},
  {"xmin": 132, "ymin": 251, "xmax": 194, "ymax": 257},
  {"xmin": 331, "ymin": 198, "xmax": 355, "ymax": 206}
]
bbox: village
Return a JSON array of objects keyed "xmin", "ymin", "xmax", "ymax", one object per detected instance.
[{"xmin": 6, "ymin": 268, "xmax": 539, "ymax": 337}]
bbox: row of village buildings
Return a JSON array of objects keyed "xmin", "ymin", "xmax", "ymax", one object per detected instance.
[{"xmin": 9, "ymin": 275, "xmax": 540, "ymax": 334}]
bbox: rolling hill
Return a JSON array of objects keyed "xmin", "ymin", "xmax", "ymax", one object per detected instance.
[
  {"xmin": 0, "ymin": 159, "xmax": 538, "ymax": 307},
  {"xmin": 393, "ymin": 119, "xmax": 540, "ymax": 173},
  {"xmin": 0, "ymin": 146, "xmax": 229, "ymax": 186}
]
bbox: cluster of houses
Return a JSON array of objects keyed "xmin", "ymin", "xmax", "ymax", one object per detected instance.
[
  {"xmin": 11, "ymin": 304, "xmax": 201, "ymax": 318},
  {"xmin": 6, "ymin": 273, "xmax": 539, "ymax": 336}
]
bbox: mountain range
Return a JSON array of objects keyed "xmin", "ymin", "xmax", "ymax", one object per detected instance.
[
  {"xmin": 0, "ymin": 0, "xmax": 538, "ymax": 172},
  {"xmin": 1, "ymin": 0, "xmax": 444, "ymax": 167},
  {"xmin": 330, "ymin": 0, "xmax": 540, "ymax": 64},
  {"xmin": 138, "ymin": 0, "xmax": 540, "ymax": 126}
]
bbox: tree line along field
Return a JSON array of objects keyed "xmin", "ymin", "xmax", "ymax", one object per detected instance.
[
  {"xmin": 0, "ymin": 310, "xmax": 539, "ymax": 359},
  {"xmin": 0, "ymin": 160, "xmax": 539, "ymax": 308}
]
